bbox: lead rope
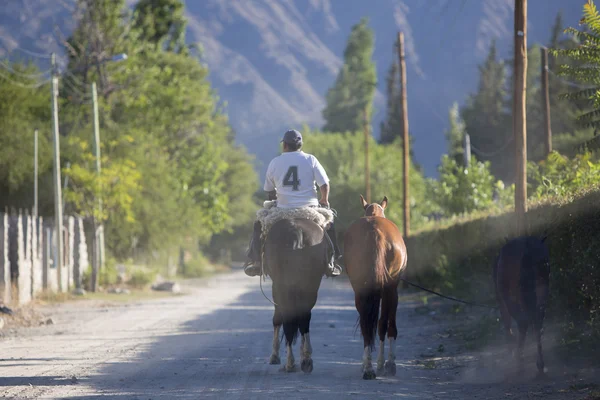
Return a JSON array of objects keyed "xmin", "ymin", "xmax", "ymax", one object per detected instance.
[
  {"xmin": 259, "ymin": 237, "xmax": 278, "ymax": 307},
  {"xmin": 399, "ymin": 277, "xmax": 498, "ymax": 309}
]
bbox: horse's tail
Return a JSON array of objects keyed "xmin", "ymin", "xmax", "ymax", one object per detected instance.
[
  {"xmin": 373, "ymin": 226, "xmax": 389, "ymax": 288},
  {"xmin": 358, "ymin": 290, "xmax": 381, "ymax": 351},
  {"xmin": 281, "ymin": 287, "xmax": 302, "ymax": 345}
]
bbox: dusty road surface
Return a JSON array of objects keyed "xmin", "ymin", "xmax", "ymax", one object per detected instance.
[{"xmin": 1, "ymin": 270, "xmax": 598, "ymax": 399}]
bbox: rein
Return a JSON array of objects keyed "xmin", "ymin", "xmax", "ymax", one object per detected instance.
[
  {"xmin": 259, "ymin": 241, "xmax": 278, "ymax": 307},
  {"xmin": 399, "ymin": 277, "xmax": 498, "ymax": 309}
]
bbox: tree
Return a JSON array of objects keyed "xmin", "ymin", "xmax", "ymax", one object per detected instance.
[
  {"xmin": 301, "ymin": 128, "xmax": 436, "ymax": 232},
  {"xmin": 549, "ymin": 3, "xmax": 599, "ymax": 152},
  {"xmin": 63, "ymin": 0, "xmax": 130, "ymax": 99},
  {"xmin": 322, "ymin": 17, "xmax": 377, "ymax": 133},
  {"xmin": 132, "ymin": 0, "xmax": 188, "ymax": 54},
  {"xmin": 461, "ymin": 40, "xmax": 512, "ymax": 181},
  {"xmin": 59, "ymin": 0, "xmax": 258, "ymax": 260},
  {"xmin": 431, "ymin": 155, "xmax": 509, "ymax": 216},
  {"xmin": 380, "ymin": 57, "xmax": 401, "ymax": 145},
  {"xmin": 0, "ymin": 62, "xmax": 53, "ymax": 212},
  {"xmin": 445, "ymin": 102, "xmax": 466, "ymax": 165}
]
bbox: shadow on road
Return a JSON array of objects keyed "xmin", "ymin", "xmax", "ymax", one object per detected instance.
[{"xmin": 58, "ymin": 276, "xmax": 468, "ymax": 399}]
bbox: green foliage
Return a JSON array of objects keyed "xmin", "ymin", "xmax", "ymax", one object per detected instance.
[
  {"xmin": 461, "ymin": 40, "xmax": 512, "ymax": 181},
  {"xmin": 551, "ymin": 0, "xmax": 600, "ymax": 131},
  {"xmin": 301, "ymin": 128, "xmax": 436, "ymax": 232},
  {"xmin": 445, "ymin": 102, "xmax": 466, "ymax": 165},
  {"xmin": 127, "ymin": 268, "xmax": 157, "ymax": 288},
  {"xmin": 0, "ymin": 63, "xmax": 52, "ymax": 205},
  {"xmin": 54, "ymin": 0, "xmax": 258, "ymax": 260},
  {"xmin": 528, "ymin": 150, "xmax": 600, "ymax": 199},
  {"xmin": 430, "ymin": 155, "xmax": 513, "ymax": 216},
  {"xmin": 322, "ymin": 17, "xmax": 377, "ymax": 133},
  {"xmin": 132, "ymin": 0, "xmax": 188, "ymax": 54}
]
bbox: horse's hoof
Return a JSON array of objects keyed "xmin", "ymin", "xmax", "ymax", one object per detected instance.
[
  {"xmin": 362, "ymin": 369, "xmax": 377, "ymax": 380},
  {"xmin": 269, "ymin": 354, "xmax": 281, "ymax": 365},
  {"xmin": 284, "ymin": 364, "xmax": 297, "ymax": 373},
  {"xmin": 376, "ymin": 363, "xmax": 384, "ymax": 375},
  {"xmin": 384, "ymin": 360, "xmax": 396, "ymax": 376},
  {"xmin": 301, "ymin": 358, "xmax": 313, "ymax": 374}
]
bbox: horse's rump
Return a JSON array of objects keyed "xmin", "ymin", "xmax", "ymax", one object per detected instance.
[
  {"xmin": 344, "ymin": 217, "xmax": 407, "ymax": 292},
  {"xmin": 263, "ymin": 218, "xmax": 329, "ymax": 279},
  {"xmin": 495, "ymin": 237, "xmax": 550, "ymax": 318}
]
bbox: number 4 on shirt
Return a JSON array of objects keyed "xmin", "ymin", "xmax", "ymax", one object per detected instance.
[{"xmin": 283, "ymin": 166, "xmax": 300, "ymax": 191}]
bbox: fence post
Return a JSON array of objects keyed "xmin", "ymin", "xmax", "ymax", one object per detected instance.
[{"xmin": 0, "ymin": 212, "xmax": 10, "ymax": 304}]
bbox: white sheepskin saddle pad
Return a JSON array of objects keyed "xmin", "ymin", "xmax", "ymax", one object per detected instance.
[{"xmin": 256, "ymin": 200, "xmax": 335, "ymax": 239}]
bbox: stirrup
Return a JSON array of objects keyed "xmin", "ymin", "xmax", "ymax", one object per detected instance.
[
  {"xmin": 325, "ymin": 262, "xmax": 342, "ymax": 277},
  {"xmin": 244, "ymin": 263, "xmax": 262, "ymax": 277}
]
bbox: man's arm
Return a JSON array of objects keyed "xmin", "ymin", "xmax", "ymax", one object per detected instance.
[
  {"xmin": 312, "ymin": 156, "xmax": 330, "ymax": 207},
  {"xmin": 319, "ymin": 183, "xmax": 330, "ymax": 208}
]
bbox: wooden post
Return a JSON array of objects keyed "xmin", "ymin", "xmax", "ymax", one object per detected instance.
[
  {"xmin": 398, "ymin": 32, "xmax": 410, "ymax": 239},
  {"xmin": 363, "ymin": 107, "xmax": 371, "ymax": 204},
  {"xmin": 514, "ymin": 0, "xmax": 528, "ymax": 235},
  {"xmin": 541, "ymin": 46, "xmax": 552, "ymax": 157},
  {"xmin": 50, "ymin": 53, "xmax": 64, "ymax": 291}
]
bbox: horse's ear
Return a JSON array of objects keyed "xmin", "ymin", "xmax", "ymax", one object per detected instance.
[
  {"xmin": 360, "ymin": 194, "xmax": 368, "ymax": 209},
  {"xmin": 380, "ymin": 196, "xmax": 388, "ymax": 209}
]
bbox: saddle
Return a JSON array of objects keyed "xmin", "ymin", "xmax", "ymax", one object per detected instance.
[{"xmin": 255, "ymin": 200, "xmax": 335, "ymax": 241}]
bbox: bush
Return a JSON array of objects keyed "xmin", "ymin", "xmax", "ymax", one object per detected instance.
[
  {"xmin": 179, "ymin": 252, "xmax": 213, "ymax": 278},
  {"xmin": 127, "ymin": 268, "xmax": 157, "ymax": 289},
  {"xmin": 405, "ymin": 189, "xmax": 600, "ymax": 360}
]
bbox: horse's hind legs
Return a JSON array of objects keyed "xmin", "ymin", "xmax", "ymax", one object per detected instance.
[
  {"xmin": 515, "ymin": 320, "xmax": 528, "ymax": 377},
  {"xmin": 362, "ymin": 346, "xmax": 376, "ymax": 380},
  {"xmin": 377, "ymin": 291, "xmax": 389, "ymax": 374},
  {"xmin": 300, "ymin": 312, "xmax": 313, "ymax": 374},
  {"xmin": 300, "ymin": 333, "xmax": 313, "ymax": 373},
  {"xmin": 270, "ymin": 325, "xmax": 281, "ymax": 365},
  {"xmin": 270, "ymin": 310, "xmax": 282, "ymax": 365},
  {"xmin": 284, "ymin": 341, "xmax": 297, "ymax": 372},
  {"xmin": 384, "ymin": 284, "xmax": 398, "ymax": 376}
]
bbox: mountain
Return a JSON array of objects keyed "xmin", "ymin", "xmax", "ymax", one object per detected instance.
[{"xmin": 0, "ymin": 0, "xmax": 583, "ymax": 179}]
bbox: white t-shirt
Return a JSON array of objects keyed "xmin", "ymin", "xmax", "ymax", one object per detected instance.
[{"xmin": 263, "ymin": 151, "xmax": 329, "ymax": 208}]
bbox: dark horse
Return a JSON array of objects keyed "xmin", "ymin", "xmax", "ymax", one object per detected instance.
[
  {"xmin": 264, "ymin": 218, "xmax": 330, "ymax": 373},
  {"xmin": 494, "ymin": 235, "xmax": 550, "ymax": 379},
  {"xmin": 344, "ymin": 195, "xmax": 408, "ymax": 380}
]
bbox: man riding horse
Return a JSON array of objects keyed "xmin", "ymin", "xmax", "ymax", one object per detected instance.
[{"xmin": 243, "ymin": 129, "xmax": 342, "ymax": 278}]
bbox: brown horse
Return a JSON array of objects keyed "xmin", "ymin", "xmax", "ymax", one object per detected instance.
[
  {"xmin": 343, "ymin": 195, "xmax": 408, "ymax": 380},
  {"xmin": 494, "ymin": 235, "xmax": 550, "ymax": 379}
]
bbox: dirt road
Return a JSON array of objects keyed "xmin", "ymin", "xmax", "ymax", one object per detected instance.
[{"xmin": 1, "ymin": 270, "xmax": 598, "ymax": 399}]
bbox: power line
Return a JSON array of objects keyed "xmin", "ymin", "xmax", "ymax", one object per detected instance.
[
  {"xmin": 470, "ymin": 135, "xmax": 514, "ymax": 158},
  {"xmin": 9, "ymin": 46, "xmax": 53, "ymax": 59}
]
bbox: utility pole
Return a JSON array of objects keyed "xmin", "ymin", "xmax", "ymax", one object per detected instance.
[
  {"xmin": 91, "ymin": 82, "xmax": 105, "ymax": 285},
  {"xmin": 50, "ymin": 53, "xmax": 64, "ymax": 291},
  {"xmin": 514, "ymin": 0, "xmax": 528, "ymax": 236},
  {"xmin": 363, "ymin": 107, "xmax": 371, "ymax": 204},
  {"xmin": 34, "ymin": 129, "xmax": 38, "ymax": 219},
  {"xmin": 541, "ymin": 46, "xmax": 552, "ymax": 158},
  {"xmin": 397, "ymin": 32, "xmax": 410, "ymax": 239},
  {"xmin": 464, "ymin": 133, "xmax": 472, "ymax": 168}
]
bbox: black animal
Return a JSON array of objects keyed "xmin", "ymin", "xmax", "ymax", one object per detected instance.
[
  {"xmin": 264, "ymin": 218, "xmax": 330, "ymax": 373},
  {"xmin": 494, "ymin": 235, "xmax": 550, "ymax": 378}
]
